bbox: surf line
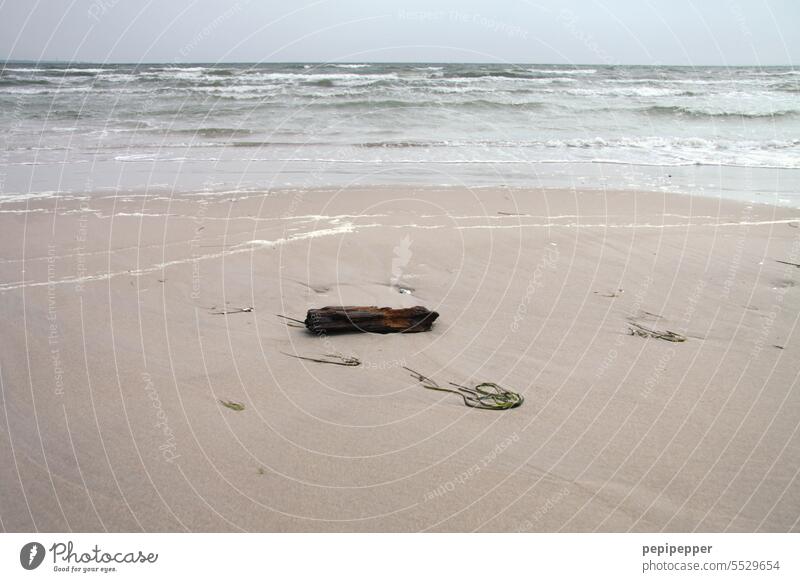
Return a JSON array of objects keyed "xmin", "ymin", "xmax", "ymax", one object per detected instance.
[{"xmin": 0, "ymin": 224, "xmax": 355, "ymax": 292}]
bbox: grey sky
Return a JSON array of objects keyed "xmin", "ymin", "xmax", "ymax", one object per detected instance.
[{"xmin": 1, "ymin": 0, "xmax": 797, "ymax": 65}]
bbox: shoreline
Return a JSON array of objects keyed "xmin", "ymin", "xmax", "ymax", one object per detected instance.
[
  {"xmin": 2, "ymin": 180, "xmax": 799, "ymax": 209},
  {"xmin": 1, "ymin": 186, "xmax": 798, "ymax": 532}
]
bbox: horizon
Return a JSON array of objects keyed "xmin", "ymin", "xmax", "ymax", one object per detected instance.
[{"xmin": 2, "ymin": 59, "xmax": 797, "ymax": 68}]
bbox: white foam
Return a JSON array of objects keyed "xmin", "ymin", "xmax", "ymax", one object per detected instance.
[{"xmin": 0, "ymin": 223, "xmax": 357, "ymax": 292}]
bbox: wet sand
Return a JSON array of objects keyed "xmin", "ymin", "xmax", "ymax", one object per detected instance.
[{"xmin": 0, "ymin": 186, "xmax": 798, "ymax": 532}]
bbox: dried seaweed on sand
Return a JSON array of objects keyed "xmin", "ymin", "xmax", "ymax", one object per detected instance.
[
  {"xmin": 776, "ymin": 259, "xmax": 800, "ymax": 268},
  {"xmin": 281, "ymin": 352, "xmax": 361, "ymax": 366},
  {"xmin": 404, "ymin": 367, "xmax": 523, "ymax": 410},
  {"xmin": 627, "ymin": 322, "xmax": 686, "ymax": 342},
  {"xmin": 211, "ymin": 306, "xmax": 254, "ymax": 315},
  {"xmin": 276, "ymin": 314, "xmax": 306, "ymax": 328}
]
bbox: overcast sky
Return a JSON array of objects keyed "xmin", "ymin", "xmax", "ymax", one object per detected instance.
[{"xmin": 1, "ymin": 0, "xmax": 797, "ymax": 65}]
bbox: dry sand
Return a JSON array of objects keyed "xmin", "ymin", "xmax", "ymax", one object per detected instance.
[{"xmin": 1, "ymin": 186, "xmax": 798, "ymax": 532}]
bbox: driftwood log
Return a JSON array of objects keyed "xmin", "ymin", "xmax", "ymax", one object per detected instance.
[{"xmin": 305, "ymin": 306, "xmax": 439, "ymax": 334}]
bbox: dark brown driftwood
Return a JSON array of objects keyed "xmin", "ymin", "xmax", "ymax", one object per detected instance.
[{"xmin": 305, "ymin": 306, "xmax": 438, "ymax": 334}]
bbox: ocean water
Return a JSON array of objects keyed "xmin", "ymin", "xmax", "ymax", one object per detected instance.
[{"xmin": 1, "ymin": 62, "xmax": 798, "ymax": 203}]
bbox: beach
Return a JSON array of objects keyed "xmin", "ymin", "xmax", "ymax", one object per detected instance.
[{"xmin": 1, "ymin": 185, "xmax": 798, "ymax": 532}]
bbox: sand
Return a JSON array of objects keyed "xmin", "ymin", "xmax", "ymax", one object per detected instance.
[{"xmin": 0, "ymin": 186, "xmax": 798, "ymax": 532}]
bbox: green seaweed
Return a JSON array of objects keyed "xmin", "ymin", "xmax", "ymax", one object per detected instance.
[
  {"xmin": 404, "ymin": 367, "xmax": 524, "ymax": 410},
  {"xmin": 220, "ymin": 399, "xmax": 245, "ymax": 411}
]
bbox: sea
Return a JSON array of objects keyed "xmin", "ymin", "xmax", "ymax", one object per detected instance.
[{"xmin": 1, "ymin": 62, "xmax": 798, "ymax": 204}]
